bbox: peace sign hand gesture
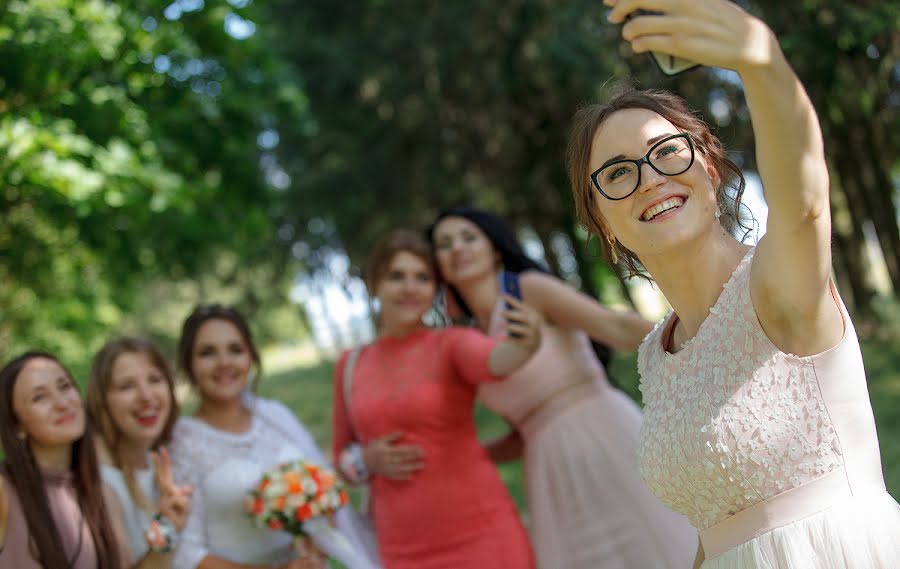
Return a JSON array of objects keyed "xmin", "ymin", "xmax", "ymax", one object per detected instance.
[{"xmin": 152, "ymin": 446, "xmax": 193, "ymax": 532}]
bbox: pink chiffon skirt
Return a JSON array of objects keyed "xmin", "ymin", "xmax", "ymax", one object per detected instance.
[{"xmin": 522, "ymin": 384, "xmax": 698, "ymax": 569}]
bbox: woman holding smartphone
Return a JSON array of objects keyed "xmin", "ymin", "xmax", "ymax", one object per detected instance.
[
  {"xmin": 425, "ymin": 206, "xmax": 697, "ymax": 569},
  {"xmin": 566, "ymin": 1, "xmax": 900, "ymax": 566}
]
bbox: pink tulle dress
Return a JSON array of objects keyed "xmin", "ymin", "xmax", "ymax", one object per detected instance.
[
  {"xmin": 638, "ymin": 248, "xmax": 900, "ymax": 568},
  {"xmin": 479, "ymin": 307, "xmax": 698, "ymax": 569}
]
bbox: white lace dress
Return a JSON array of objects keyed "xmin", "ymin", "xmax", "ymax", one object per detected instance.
[
  {"xmin": 169, "ymin": 393, "xmax": 379, "ymax": 569},
  {"xmin": 638, "ymin": 249, "xmax": 900, "ymax": 568}
]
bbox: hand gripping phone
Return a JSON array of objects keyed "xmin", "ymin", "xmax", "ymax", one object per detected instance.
[
  {"xmin": 500, "ymin": 270, "xmax": 524, "ymax": 338},
  {"xmin": 626, "ymin": 9, "xmax": 700, "ymax": 76}
]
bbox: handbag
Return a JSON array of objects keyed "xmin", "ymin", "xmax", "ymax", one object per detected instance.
[{"xmin": 340, "ymin": 346, "xmax": 381, "ymax": 562}]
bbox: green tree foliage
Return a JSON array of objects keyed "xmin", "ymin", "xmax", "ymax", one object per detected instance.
[
  {"xmin": 266, "ymin": 0, "xmax": 896, "ymax": 313},
  {"xmin": 0, "ymin": 0, "xmax": 309, "ymax": 367}
]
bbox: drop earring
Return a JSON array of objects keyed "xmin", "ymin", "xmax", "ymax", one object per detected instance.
[{"xmin": 606, "ymin": 233, "xmax": 620, "ymax": 265}]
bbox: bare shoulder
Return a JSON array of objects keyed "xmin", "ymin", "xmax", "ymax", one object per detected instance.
[
  {"xmin": 750, "ymin": 243, "xmax": 843, "ymax": 355},
  {"xmin": 519, "ymin": 271, "xmax": 568, "ymax": 309},
  {"xmin": 519, "ymin": 270, "xmax": 558, "ymax": 293}
]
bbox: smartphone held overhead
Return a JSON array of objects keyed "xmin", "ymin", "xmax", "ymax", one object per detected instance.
[{"xmin": 623, "ymin": 9, "xmax": 700, "ymax": 76}]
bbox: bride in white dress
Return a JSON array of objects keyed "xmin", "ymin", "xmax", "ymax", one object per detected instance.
[{"xmin": 169, "ymin": 304, "xmax": 379, "ymax": 569}]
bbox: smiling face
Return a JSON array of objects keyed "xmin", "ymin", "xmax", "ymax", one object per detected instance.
[
  {"xmin": 588, "ymin": 108, "xmax": 721, "ymax": 260},
  {"xmin": 431, "ymin": 216, "xmax": 500, "ymax": 287},
  {"xmin": 374, "ymin": 250, "xmax": 437, "ymax": 332},
  {"xmin": 105, "ymin": 351, "xmax": 172, "ymax": 450},
  {"xmin": 190, "ymin": 319, "xmax": 255, "ymax": 404},
  {"xmin": 12, "ymin": 357, "xmax": 86, "ymax": 452}
]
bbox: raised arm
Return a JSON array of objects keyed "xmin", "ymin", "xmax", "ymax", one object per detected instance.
[
  {"xmin": 483, "ymin": 428, "xmax": 524, "ymax": 464},
  {"xmin": 520, "ymin": 271, "xmax": 653, "ymax": 350},
  {"xmin": 607, "ymin": 0, "xmax": 839, "ymax": 354}
]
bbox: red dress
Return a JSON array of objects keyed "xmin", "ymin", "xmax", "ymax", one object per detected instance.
[{"xmin": 332, "ymin": 328, "xmax": 534, "ymax": 569}]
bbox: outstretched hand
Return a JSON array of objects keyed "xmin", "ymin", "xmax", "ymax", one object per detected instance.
[
  {"xmin": 152, "ymin": 446, "xmax": 193, "ymax": 531},
  {"xmin": 605, "ymin": 0, "xmax": 778, "ymax": 73},
  {"xmin": 363, "ymin": 431, "xmax": 425, "ymax": 481}
]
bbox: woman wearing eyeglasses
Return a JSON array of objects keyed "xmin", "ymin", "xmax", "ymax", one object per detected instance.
[{"xmin": 566, "ymin": 1, "xmax": 900, "ymax": 568}]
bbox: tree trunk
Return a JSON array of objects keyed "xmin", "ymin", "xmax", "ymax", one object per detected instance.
[
  {"xmin": 829, "ymin": 143, "xmax": 878, "ymax": 315},
  {"xmin": 856, "ymin": 124, "xmax": 900, "ymax": 293}
]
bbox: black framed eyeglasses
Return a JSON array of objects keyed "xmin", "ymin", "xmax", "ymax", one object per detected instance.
[{"xmin": 590, "ymin": 133, "xmax": 695, "ymax": 201}]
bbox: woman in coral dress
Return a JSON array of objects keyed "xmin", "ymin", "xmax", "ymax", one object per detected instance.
[
  {"xmin": 428, "ymin": 206, "xmax": 698, "ymax": 569},
  {"xmin": 332, "ymin": 229, "xmax": 542, "ymax": 569},
  {"xmin": 566, "ymin": 1, "xmax": 900, "ymax": 566}
]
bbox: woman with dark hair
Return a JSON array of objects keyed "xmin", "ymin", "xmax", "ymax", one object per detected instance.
[
  {"xmin": 168, "ymin": 304, "xmax": 377, "ymax": 569},
  {"xmin": 331, "ymin": 229, "xmax": 542, "ymax": 569},
  {"xmin": 87, "ymin": 336, "xmax": 192, "ymax": 567},
  {"xmin": 425, "ymin": 206, "xmax": 697, "ymax": 569},
  {"xmin": 0, "ymin": 351, "xmax": 123, "ymax": 569},
  {"xmin": 565, "ymin": 1, "xmax": 900, "ymax": 567}
]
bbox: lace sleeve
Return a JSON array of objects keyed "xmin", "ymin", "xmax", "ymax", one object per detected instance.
[{"xmin": 169, "ymin": 419, "xmax": 211, "ymax": 569}]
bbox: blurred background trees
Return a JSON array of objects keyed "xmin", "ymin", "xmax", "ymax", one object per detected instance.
[{"xmin": 2, "ymin": 0, "xmax": 898, "ymax": 372}]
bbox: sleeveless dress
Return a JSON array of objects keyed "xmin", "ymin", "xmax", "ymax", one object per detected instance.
[
  {"xmin": 0, "ymin": 466, "xmax": 98, "ymax": 569},
  {"xmin": 332, "ymin": 327, "xmax": 534, "ymax": 569},
  {"xmin": 638, "ymin": 248, "xmax": 900, "ymax": 568},
  {"xmin": 480, "ymin": 307, "xmax": 698, "ymax": 569},
  {"xmin": 100, "ymin": 462, "xmax": 157, "ymax": 561}
]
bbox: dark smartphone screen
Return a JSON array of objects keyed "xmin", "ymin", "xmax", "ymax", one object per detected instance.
[
  {"xmin": 501, "ymin": 270, "xmax": 522, "ymax": 309},
  {"xmin": 500, "ymin": 270, "xmax": 523, "ymax": 338}
]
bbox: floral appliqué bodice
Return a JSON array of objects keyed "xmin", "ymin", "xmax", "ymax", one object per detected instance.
[{"xmin": 637, "ymin": 249, "xmax": 847, "ymax": 531}]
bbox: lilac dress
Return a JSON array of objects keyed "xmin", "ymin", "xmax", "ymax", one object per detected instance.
[
  {"xmin": 639, "ymin": 249, "xmax": 900, "ymax": 568},
  {"xmin": 481, "ymin": 308, "xmax": 698, "ymax": 569}
]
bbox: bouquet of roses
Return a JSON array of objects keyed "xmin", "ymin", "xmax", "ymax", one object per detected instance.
[
  {"xmin": 247, "ymin": 460, "xmax": 378, "ymax": 569},
  {"xmin": 247, "ymin": 460, "xmax": 348, "ymax": 534}
]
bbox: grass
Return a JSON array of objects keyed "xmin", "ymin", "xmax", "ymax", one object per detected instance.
[{"xmin": 257, "ymin": 335, "xmax": 900, "ymax": 510}]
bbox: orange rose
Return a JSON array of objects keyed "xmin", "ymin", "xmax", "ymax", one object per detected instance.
[
  {"xmin": 250, "ymin": 498, "xmax": 265, "ymax": 515},
  {"xmin": 285, "ymin": 471, "xmax": 303, "ymax": 494}
]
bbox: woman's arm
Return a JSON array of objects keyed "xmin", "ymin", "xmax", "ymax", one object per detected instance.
[
  {"xmin": 607, "ymin": 0, "xmax": 839, "ymax": 355},
  {"xmin": 483, "ymin": 428, "xmax": 524, "ymax": 463},
  {"xmin": 520, "ymin": 271, "xmax": 653, "ymax": 350},
  {"xmin": 331, "ymin": 351, "xmax": 357, "ymax": 469},
  {"xmin": 101, "ymin": 482, "xmax": 176, "ymax": 569},
  {"xmin": 486, "ymin": 296, "xmax": 543, "ymax": 376}
]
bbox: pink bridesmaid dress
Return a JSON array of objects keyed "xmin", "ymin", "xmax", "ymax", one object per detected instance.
[
  {"xmin": 480, "ymin": 307, "xmax": 698, "ymax": 569},
  {"xmin": 639, "ymin": 249, "xmax": 900, "ymax": 568}
]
